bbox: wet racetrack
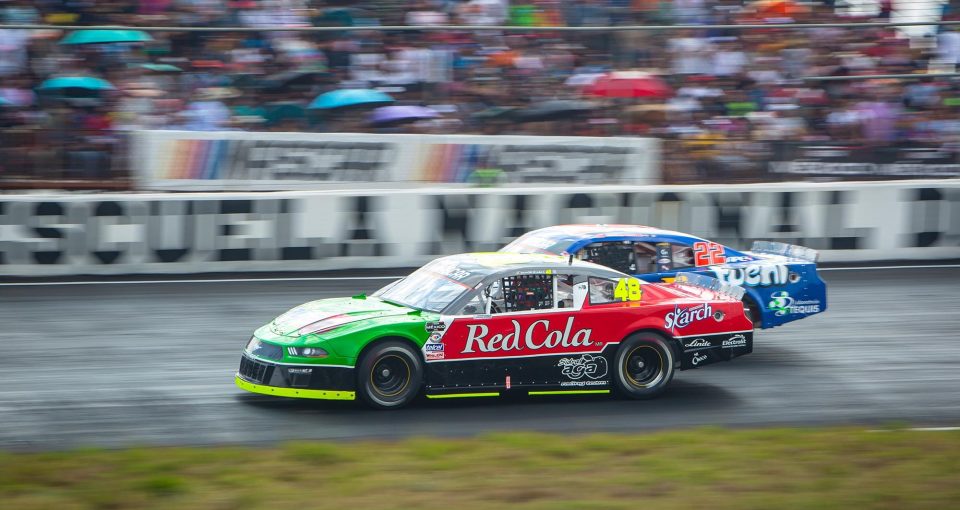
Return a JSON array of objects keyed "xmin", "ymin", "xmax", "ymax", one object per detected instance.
[{"xmin": 1, "ymin": 267, "xmax": 959, "ymax": 450}]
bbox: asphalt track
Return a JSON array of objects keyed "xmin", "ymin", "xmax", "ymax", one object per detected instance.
[{"xmin": 2, "ymin": 267, "xmax": 959, "ymax": 450}]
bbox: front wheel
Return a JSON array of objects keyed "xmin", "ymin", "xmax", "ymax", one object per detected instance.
[
  {"xmin": 356, "ymin": 341, "xmax": 423, "ymax": 410},
  {"xmin": 613, "ymin": 333, "xmax": 675, "ymax": 399}
]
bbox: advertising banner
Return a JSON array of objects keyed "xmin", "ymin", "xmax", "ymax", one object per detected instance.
[{"xmin": 132, "ymin": 131, "xmax": 660, "ymax": 190}]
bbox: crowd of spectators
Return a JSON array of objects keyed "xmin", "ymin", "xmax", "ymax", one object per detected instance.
[{"xmin": 2, "ymin": 0, "xmax": 960, "ymax": 186}]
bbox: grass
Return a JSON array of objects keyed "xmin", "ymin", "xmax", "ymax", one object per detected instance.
[{"xmin": 0, "ymin": 427, "xmax": 958, "ymax": 509}]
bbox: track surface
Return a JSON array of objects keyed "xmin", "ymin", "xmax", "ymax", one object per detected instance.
[{"xmin": 2, "ymin": 268, "xmax": 959, "ymax": 450}]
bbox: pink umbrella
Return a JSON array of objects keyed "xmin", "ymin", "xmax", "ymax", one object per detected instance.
[{"xmin": 583, "ymin": 71, "xmax": 672, "ymax": 99}]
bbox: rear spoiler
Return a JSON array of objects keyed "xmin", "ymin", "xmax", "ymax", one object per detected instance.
[
  {"xmin": 673, "ymin": 272, "xmax": 746, "ymax": 301},
  {"xmin": 750, "ymin": 241, "xmax": 819, "ymax": 262}
]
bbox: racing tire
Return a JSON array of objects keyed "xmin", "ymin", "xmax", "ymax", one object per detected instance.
[
  {"xmin": 613, "ymin": 333, "xmax": 675, "ymax": 400},
  {"xmin": 357, "ymin": 341, "xmax": 423, "ymax": 410}
]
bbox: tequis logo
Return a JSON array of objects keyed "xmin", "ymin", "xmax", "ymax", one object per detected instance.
[
  {"xmin": 768, "ymin": 291, "xmax": 822, "ymax": 317},
  {"xmin": 664, "ymin": 303, "xmax": 713, "ymax": 329},
  {"xmin": 462, "ymin": 317, "xmax": 593, "ymax": 354}
]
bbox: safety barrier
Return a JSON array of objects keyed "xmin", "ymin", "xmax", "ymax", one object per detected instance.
[{"xmin": 1, "ymin": 180, "xmax": 958, "ymax": 276}]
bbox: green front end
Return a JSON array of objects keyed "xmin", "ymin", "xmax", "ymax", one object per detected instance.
[{"xmin": 236, "ymin": 296, "xmax": 436, "ymax": 400}]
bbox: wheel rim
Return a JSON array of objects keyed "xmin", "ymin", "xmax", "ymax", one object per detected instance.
[
  {"xmin": 370, "ymin": 354, "xmax": 411, "ymax": 398},
  {"xmin": 623, "ymin": 346, "xmax": 664, "ymax": 388}
]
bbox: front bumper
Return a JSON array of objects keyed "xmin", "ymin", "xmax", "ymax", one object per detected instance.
[{"xmin": 235, "ymin": 354, "xmax": 356, "ymax": 400}]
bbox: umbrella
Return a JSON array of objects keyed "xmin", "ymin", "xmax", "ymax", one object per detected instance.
[
  {"xmin": 37, "ymin": 77, "xmax": 116, "ymax": 91},
  {"xmin": 61, "ymin": 29, "xmax": 153, "ymax": 45},
  {"xmin": 369, "ymin": 105, "xmax": 439, "ymax": 126},
  {"xmin": 751, "ymin": 0, "xmax": 809, "ymax": 16},
  {"xmin": 512, "ymin": 100, "xmax": 599, "ymax": 123},
  {"xmin": 308, "ymin": 89, "xmax": 394, "ymax": 110},
  {"xmin": 137, "ymin": 63, "xmax": 183, "ymax": 73},
  {"xmin": 583, "ymin": 71, "xmax": 672, "ymax": 99},
  {"xmin": 564, "ymin": 73, "xmax": 605, "ymax": 88}
]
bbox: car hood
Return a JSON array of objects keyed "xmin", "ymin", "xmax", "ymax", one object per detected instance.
[{"xmin": 269, "ymin": 297, "xmax": 414, "ymax": 336}]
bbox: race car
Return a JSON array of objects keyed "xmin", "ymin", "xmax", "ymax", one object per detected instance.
[
  {"xmin": 500, "ymin": 225, "xmax": 826, "ymax": 329},
  {"xmin": 236, "ymin": 252, "xmax": 753, "ymax": 409}
]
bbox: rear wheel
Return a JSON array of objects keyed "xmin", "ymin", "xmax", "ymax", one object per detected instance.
[
  {"xmin": 613, "ymin": 333, "xmax": 675, "ymax": 399},
  {"xmin": 356, "ymin": 341, "xmax": 423, "ymax": 410}
]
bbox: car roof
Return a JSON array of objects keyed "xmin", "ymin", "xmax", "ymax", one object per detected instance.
[
  {"xmin": 430, "ymin": 252, "xmax": 626, "ymax": 280},
  {"xmin": 529, "ymin": 224, "xmax": 705, "ymax": 241}
]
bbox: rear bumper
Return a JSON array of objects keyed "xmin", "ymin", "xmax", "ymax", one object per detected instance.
[
  {"xmin": 235, "ymin": 354, "xmax": 355, "ymax": 400},
  {"xmin": 677, "ymin": 331, "xmax": 753, "ymax": 370}
]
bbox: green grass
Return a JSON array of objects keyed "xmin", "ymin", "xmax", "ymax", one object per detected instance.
[{"xmin": 1, "ymin": 427, "xmax": 958, "ymax": 509}]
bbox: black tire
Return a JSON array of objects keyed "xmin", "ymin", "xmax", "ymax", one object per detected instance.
[
  {"xmin": 742, "ymin": 296, "xmax": 760, "ymax": 329},
  {"xmin": 613, "ymin": 333, "xmax": 675, "ymax": 399},
  {"xmin": 356, "ymin": 341, "xmax": 423, "ymax": 410}
]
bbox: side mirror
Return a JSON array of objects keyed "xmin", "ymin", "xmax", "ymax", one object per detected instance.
[{"xmin": 573, "ymin": 282, "xmax": 588, "ymax": 309}]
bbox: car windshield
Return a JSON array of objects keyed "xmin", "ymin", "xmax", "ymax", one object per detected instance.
[
  {"xmin": 373, "ymin": 259, "xmax": 477, "ymax": 312},
  {"xmin": 500, "ymin": 231, "xmax": 570, "ymax": 255}
]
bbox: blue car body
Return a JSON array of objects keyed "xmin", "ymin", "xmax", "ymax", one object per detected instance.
[{"xmin": 501, "ymin": 225, "xmax": 827, "ymax": 329}]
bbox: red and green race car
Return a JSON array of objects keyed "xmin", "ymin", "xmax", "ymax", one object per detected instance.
[{"xmin": 236, "ymin": 253, "xmax": 754, "ymax": 409}]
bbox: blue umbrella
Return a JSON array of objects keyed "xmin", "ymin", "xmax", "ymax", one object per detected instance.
[
  {"xmin": 61, "ymin": 29, "xmax": 153, "ymax": 45},
  {"xmin": 37, "ymin": 77, "xmax": 116, "ymax": 91},
  {"xmin": 369, "ymin": 105, "xmax": 439, "ymax": 125},
  {"xmin": 308, "ymin": 89, "xmax": 394, "ymax": 110}
]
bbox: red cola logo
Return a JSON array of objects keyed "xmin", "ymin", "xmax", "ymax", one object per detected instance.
[
  {"xmin": 664, "ymin": 303, "xmax": 713, "ymax": 329},
  {"xmin": 462, "ymin": 317, "xmax": 593, "ymax": 353}
]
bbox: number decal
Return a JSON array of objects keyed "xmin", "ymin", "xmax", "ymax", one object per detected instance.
[
  {"xmin": 693, "ymin": 242, "xmax": 726, "ymax": 267},
  {"xmin": 614, "ymin": 278, "xmax": 643, "ymax": 302}
]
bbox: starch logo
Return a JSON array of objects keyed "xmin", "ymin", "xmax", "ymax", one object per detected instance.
[
  {"xmin": 461, "ymin": 317, "xmax": 593, "ymax": 354},
  {"xmin": 664, "ymin": 303, "xmax": 713, "ymax": 329}
]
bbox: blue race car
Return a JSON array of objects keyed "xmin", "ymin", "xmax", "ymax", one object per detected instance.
[{"xmin": 500, "ymin": 225, "xmax": 826, "ymax": 329}]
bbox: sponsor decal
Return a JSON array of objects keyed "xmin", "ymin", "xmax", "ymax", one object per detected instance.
[
  {"xmin": 722, "ymin": 334, "xmax": 747, "ymax": 348},
  {"xmin": 684, "ymin": 338, "xmax": 711, "ymax": 349},
  {"xmin": 768, "ymin": 291, "xmax": 822, "ymax": 316},
  {"xmin": 428, "ymin": 333, "xmax": 442, "ymax": 343},
  {"xmin": 426, "ymin": 351, "xmax": 445, "ymax": 360},
  {"xmin": 692, "ymin": 352, "xmax": 709, "ymax": 366},
  {"xmin": 425, "ymin": 322, "xmax": 446, "ymax": 332},
  {"xmin": 461, "ymin": 317, "xmax": 593, "ymax": 354},
  {"xmin": 711, "ymin": 264, "xmax": 790, "ymax": 287},
  {"xmin": 664, "ymin": 303, "xmax": 713, "ymax": 329},
  {"xmin": 425, "ymin": 343, "xmax": 444, "ymax": 352},
  {"xmin": 558, "ymin": 354, "xmax": 609, "ymax": 381},
  {"xmin": 725, "ymin": 255, "xmax": 754, "ymax": 263}
]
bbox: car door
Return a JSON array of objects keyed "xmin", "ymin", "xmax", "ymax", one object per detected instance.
[{"xmin": 426, "ymin": 271, "xmax": 598, "ymax": 391}]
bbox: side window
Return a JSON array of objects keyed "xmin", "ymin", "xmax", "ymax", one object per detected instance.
[
  {"xmin": 579, "ymin": 242, "xmax": 636, "ymax": 274},
  {"xmin": 455, "ymin": 294, "xmax": 484, "ymax": 315},
  {"xmin": 672, "ymin": 244, "xmax": 696, "ymax": 269},
  {"xmin": 588, "ymin": 277, "xmax": 618, "ymax": 305},
  {"xmin": 503, "ymin": 274, "xmax": 554, "ymax": 312},
  {"xmin": 555, "ymin": 274, "xmax": 575, "ymax": 309}
]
